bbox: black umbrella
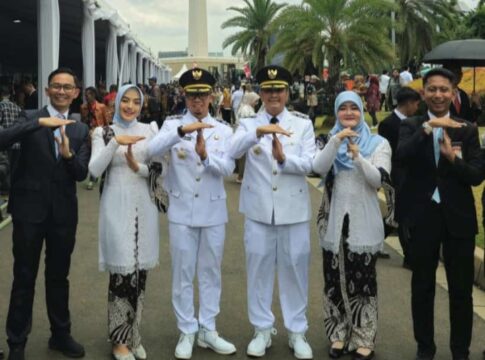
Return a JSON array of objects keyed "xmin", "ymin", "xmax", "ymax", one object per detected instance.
[{"xmin": 423, "ymin": 39, "xmax": 485, "ymax": 92}]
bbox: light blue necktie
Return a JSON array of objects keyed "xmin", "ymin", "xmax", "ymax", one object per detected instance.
[
  {"xmin": 54, "ymin": 113, "xmax": 65, "ymax": 158},
  {"xmin": 432, "ymin": 127, "xmax": 443, "ymax": 203}
]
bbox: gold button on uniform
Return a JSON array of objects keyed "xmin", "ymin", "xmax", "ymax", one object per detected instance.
[
  {"xmin": 272, "ymin": 170, "xmax": 277, "ymax": 175},
  {"xmin": 195, "ymin": 194, "xmax": 199, "ymax": 198},
  {"xmin": 273, "ymin": 186, "xmax": 277, "ymax": 191},
  {"xmin": 196, "ymin": 177, "xmax": 201, "ymax": 182}
]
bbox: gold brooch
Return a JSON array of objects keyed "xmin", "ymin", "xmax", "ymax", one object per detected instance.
[
  {"xmin": 268, "ymin": 69, "xmax": 278, "ymax": 79},
  {"xmin": 177, "ymin": 149, "xmax": 187, "ymax": 159},
  {"xmin": 253, "ymin": 146, "xmax": 262, "ymax": 155},
  {"xmin": 192, "ymin": 70, "xmax": 202, "ymax": 80}
]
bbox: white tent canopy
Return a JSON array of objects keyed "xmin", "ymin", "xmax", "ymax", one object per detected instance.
[{"xmin": 173, "ymin": 64, "xmax": 188, "ymax": 81}]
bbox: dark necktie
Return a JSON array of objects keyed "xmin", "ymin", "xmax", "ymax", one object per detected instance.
[{"xmin": 270, "ymin": 117, "xmax": 279, "ymax": 124}]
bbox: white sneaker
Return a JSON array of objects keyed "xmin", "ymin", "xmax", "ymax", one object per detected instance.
[
  {"xmin": 174, "ymin": 333, "xmax": 196, "ymax": 359},
  {"xmin": 246, "ymin": 328, "xmax": 277, "ymax": 357},
  {"xmin": 112, "ymin": 351, "xmax": 135, "ymax": 360},
  {"xmin": 288, "ymin": 332, "xmax": 313, "ymax": 359},
  {"xmin": 131, "ymin": 344, "xmax": 146, "ymax": 359},
  {"xmin": 197, "ymin": 327, "xmax": 236, "ymax": 355}
]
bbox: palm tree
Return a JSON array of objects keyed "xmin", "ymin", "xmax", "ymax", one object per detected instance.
[
  {"xmin": 221, "ymin": 0, "xmax": 287, "ymax": 74},
  {"xmin": 270, "ymin": 0, "xmax": 395, "ymax": 93},
  {"xmin": 394, "ymin": 0, "xmax": 457, "ymax": 67}
]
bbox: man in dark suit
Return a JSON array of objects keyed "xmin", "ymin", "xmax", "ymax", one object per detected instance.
[
  {"xmin": 378, "ymin": 86, "xmax": 421, "ymax": 268},
  {"xmin": 397, "ymin": 68, "xmax": 484, "ymax": 360},
  {"xmin": 0, "ymin": 68, "xmax": 90, "ymax": 360},
  {"xmin": 446, "ymin": 66, "xmax": 474, "ymax": 123}
]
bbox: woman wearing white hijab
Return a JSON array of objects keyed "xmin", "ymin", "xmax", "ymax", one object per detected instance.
[
  {"xmin": 89, "ymin": 85, "xmax": 160, "ymax": 360},
  {"xmin": 312, "ymin": 91, "xmax": 391, "ymax": 360}
]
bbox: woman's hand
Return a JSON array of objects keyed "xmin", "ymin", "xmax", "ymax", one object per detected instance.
[
  {"xmin": 335, "ymin": 127, "xmax": 359, "ymax": 141},
  {"xmin": 347, "ymin": 138, "xmax": 360, "ymax": 159},
  {"xmin": 115, "ymin": 135, "xmax": 145, "ymax": 145},
  {"xmin": 124, "ymin": 144, "xmax": 139, "ymax": 173}
]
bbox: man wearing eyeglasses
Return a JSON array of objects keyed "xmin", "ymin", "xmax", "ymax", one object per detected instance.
[
  {"xmin": 230, "ymin": 65, "xmax": 316, "ymax": 359},
  {"xmin": 0, "ymin": 67, "xmax": 90, "ymax": 360},
  {"xmin": 148, "ymin": 68, "xmax": 236, "ymax": 360}
]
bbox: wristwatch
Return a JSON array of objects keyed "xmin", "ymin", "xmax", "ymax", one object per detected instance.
[{"xmin": 422, "ymin": 121, "xmax": 433, "ymax": 135}]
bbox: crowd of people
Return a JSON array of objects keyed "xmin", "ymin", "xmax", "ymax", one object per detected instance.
[{"xmin": 0, "ymin": 62, "xmax": 484, "ymax": 360}]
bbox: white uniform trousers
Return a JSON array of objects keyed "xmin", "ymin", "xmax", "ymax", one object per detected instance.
[
  {"xmin": 169, "ymin": 222, "xmax": 225, "ymax": 334},
  {"xmin": 244, "ymin": 218, "xmax": 311, "ymax": 333}
]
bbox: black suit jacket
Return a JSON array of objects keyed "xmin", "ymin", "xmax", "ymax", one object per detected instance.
[
  {"xmin": 0, "ymin": 107, "xmax": 90, "ymax": 224},
  {"xmin": 24, "ymin": 90, "xmax": 38, "ymax": 110},
  {"xmin": 396, "ymin": 114, "xmax": 484, "ymax": 237}
]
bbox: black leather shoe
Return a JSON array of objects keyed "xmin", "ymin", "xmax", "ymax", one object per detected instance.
[
  {"xmin": 7, "ymin": 347, "xmax": 24, "ymax": 360},
  {"xmin": 328, "ymin": 346, "xmax": 346, "ymax": 359},
  {"xmin": 415, "ymin": 351, "xmax": 434, "ymax": 360},
  {"xmin": 353, "ymin": 350, "xmax": 374, "ymax": 360},
  {"xmin": 48, "ymin": 335, "xmax": 85, "ymax": 358}
]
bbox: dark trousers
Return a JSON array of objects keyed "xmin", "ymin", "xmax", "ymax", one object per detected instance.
[
  {"xmin": 397, "ymin": 224, "xmax": 410, "ymax": 262},
  {"xmin": 7, "ymin": 215, "xmax": 76, "ymax": 348},
  {"xmin": 408, "ymin": 202, "xmax": 474, "ymax": 358}
]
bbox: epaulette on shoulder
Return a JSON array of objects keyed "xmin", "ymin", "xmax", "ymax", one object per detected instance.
[
  {"xmin": 215, "ymin": 118, "xmax": 231, "ymax": 127},
  {"xmin": 165, "ymin": 115, "xmax": 183, "ymax": 121},
  {"xmin": 290, "ymin": 111, "xmax": 310, "ymax": 119}
]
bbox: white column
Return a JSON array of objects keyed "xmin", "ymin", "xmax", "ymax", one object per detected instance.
[
  {"xmin": 37, "ymin": 0, "xmax": 60, "ymax": 107},
  {"xmin": 137, "ymin": 53, "xmax": 143, "ymax": 84},
  {"xmin": 82, "ymin": 1, "xmax": 96, "ymax": 88},
  {"xmin": 188, "ymin": 0, "xmax": 208, "ymax": 57},
  {"xmin": 106, "ymin": 23, "xmax": 119, "ymax": 88},
  {"xmin": 129, "ymin": 44, "xmax": 137, "ymax": 84},
  {"xmin": 118, "ymin": 38, "xmax": 131, "ymax": 85},
  {"xmin": 144, "ymin": 58, "xmax": 150, "ymax": 84}
]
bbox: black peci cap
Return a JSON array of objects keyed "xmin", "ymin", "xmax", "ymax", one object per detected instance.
[
  {"xmin": 256, "ymin": 65, "xmax": 292, "ymax": 89},
  {"xmin": 179, "ymin": 68, "xmax": 215, "ymax": 94}
]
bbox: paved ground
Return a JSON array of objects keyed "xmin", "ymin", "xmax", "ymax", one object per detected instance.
[{"xmin": 0, "ymin": 178, "xmax": 485, "ymax": 359}]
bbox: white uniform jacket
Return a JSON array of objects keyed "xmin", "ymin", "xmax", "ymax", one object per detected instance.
[
  {"xmin": 230, "ymin": 109, "xmax": 316, "ymax": 225},
  {"xmin": 148, "ymin": 113, "xmax": 235, "ymax": 227}
]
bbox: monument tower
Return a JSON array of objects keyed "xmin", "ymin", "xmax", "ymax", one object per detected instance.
[{"xmin": 188, "ymin": 0, "xmax": 208, "ymax": 58}]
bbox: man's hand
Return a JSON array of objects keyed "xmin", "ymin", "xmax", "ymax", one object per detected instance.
[
  {"xmin": 428, "ymin": 117, "xmax": 466, "ymax": 129},
  {"xmin": 54, "ymin": 126, "xmax": 73, "ymax": 159},
  {"xmin": 336, "ymin": 127, "xmax": 359, "ymax": 141},
  {"xmin": 195, "ymin": 129, "xmax": 208, "ymax": 160},
  {"xmin": 256, "ymin": 124, "xmax": 292, "ymax": 138},
  {"xmin": 39, "ymin": 117, "xmax": 75, "ymax": 128},
  {"xmin": 115, "ymin": 135, "xmax": 145, "ymax": 145},
  {"xmin": 272, "ymin": 134, "xmax": 285, "ymax": 163},
  {"xmin": 124, "ymin": 144, "xmax": 139, "ymax": 172},
  {"xmin": 439, "ymin": 130, "xmax": 455, "ymax": 163},
  {"xmin": 181, "ymin": 122, "xmax": 214, "ymax": 135}
]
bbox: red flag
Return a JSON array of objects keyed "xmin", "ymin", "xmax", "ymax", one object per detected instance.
[{"xmin": 243, "ymin": 63, "xmax": 251, "ymax": 78}]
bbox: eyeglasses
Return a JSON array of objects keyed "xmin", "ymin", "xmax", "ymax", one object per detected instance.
[
  {"xmin": 49, "ymin": 83, "xmax": 76, "ymax": 92},
  {"xmin": 261, "ymin": 88, "xmax": 286, "ymax": 94},
  {"xmin": 186, "ymin": 93, "xmax": 210, "ymax": 100}
]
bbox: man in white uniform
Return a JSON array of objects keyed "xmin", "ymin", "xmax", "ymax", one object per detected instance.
[
  {"xmin": 148, "ymin": 68, "xmax": 236, "ymax": 360},
  {"xmin": 230, "ymin": 65, "xmax": 316, "ymax": 359}
]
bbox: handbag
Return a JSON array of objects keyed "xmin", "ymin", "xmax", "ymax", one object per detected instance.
[
  {"xmin": 148, "ymin": 161, "xmax": 168, "ymax": 213},
  {"xmin": 98, "ymin": 126, "xmax": 115, "ymax": 196}
]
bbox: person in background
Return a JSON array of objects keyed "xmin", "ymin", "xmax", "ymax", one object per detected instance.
[
  {"xmin": 313, "ymin": 91, "xmax": 391, "ymax": 360},
  {"xmin": 446, "ymin": 65, "xmax": 474, "ymax": 124},
  {"xmin": 379, "ymin": 70, "xmax": 390, "ymax": 112},
  {"xmin": 104, "ymin": 84, "xmax": 118, "ymax": 123},
  {"xmin": 378, "ymin": 86, "xmax": 421, "ymax": 269},
  {"xmin": 366, "ymin": 75, "xmax": 380, "ymax": 129},
  {"xmin": 387, "ymin": 69, "xmax": 402, "ymax": 110},
  {"xmin": 219, "ymin": 88, "xmax": 232, "ymax": 124},
  {"xmin": 22, "ymin": 80, "xmax": 37, "ymax": 110},
  {"xmin": 89, "ymin": 84, "xmax": 160, "ymax": 360}
]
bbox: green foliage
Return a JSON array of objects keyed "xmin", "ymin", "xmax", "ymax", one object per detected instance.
[
  {"xmin": 395, "ymin": 0, "xmax": 458, "ymax": 66},
  {"xmin": 221, "ymin": 0, "xmax": 287, "ymax": 73},
  {"xmin": 269, "ymin": 0, "xmax": 395, "ymax": 92}
]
